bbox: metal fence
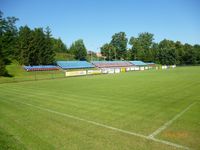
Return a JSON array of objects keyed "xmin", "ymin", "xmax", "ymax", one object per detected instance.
[{"xmin": 0, "ymin": 70, "xmax": 66, "ymax": 84}]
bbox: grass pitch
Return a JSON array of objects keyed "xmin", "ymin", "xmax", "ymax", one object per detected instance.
[{"xmin": 0, "ymin": 66, "xmax": 200, "ymax": 150}]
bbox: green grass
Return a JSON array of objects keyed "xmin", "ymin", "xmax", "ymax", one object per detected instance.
[
  {"xmin": 0, "ymin": 66, "xmax": 200, "ymax": 149},
  {"xmin": 0, "ymin": 127, "xmax": 26, "ymax": 150},
  {"xmin": 0, "ymin": 62, "xmax": 65, "ymax": 83},
  {"xmin": 0, "ymin": 61, "xmax": 98, "ymax": 84}
]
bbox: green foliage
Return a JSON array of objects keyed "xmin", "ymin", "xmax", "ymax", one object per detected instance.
[
  {"xmin": 69, "ymin": 39, "xmax": 87, "ymax": 60},
  {"xmin": 51, "ymin": 37, "xmax": 68, "ymax": 53},
  {"xmin": 1, "ymin": 9, "xmax": 200, "ymax": 76},
  {"xmin": 44, "ymin": 27, "xmax": 55, "ymax": 65},
  {"xmin": 183, "ymin": 43, "xmax": 197, "ymax": 65},
  {"xmin": 156, "ymin": 39, "xmax": 178, "ymax": 65},
  {"xmin": 174, "ymin": 41, "xmax": 184, "ymax": 65},
  {"xmin": 0, "ymin": 56, "xmax": 8, "ymax": 76},
  {"xmin": 0, "ymin": 11, "xmax": 18, "ymax": 76},
  {"xmin": 129, "ymin": 32, "xmax": 154, "ymax": 61},
  {"xmin": 16, "ymin": 26, "xmax": 33, "ymax": 65},
  {"xmin": 100, "ymin": 43, "xmax": 116, "ymax": 60},
  {"xmin": 16, "ymin": 26, "xmax": 55, "ymax": 65},
  {"xmin": 0, "ymin": 12, "xmax": 18, "ymax": 61},
  {"xmin": 110, "ymin": 32, "xmax": 128, "ymax": 60},
  {"xmin": 193, "ymin": 44, "xmax": 200, "ymax": 64}
]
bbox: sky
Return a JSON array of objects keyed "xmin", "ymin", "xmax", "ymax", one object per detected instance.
[{"xmin": 1, "ymin": 0, "xmax": 200, "ymax": 52}]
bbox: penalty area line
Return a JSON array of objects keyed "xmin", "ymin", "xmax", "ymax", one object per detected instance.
[
  {"xmin": 148, "ymin": 102, "xmax": 196, "ymax": 139},
  {"xmin": 0, "ymin": 99, "xmax": 190, "ymax": 150}
]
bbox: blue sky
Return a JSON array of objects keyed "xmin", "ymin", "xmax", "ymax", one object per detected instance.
[{"xmin": 1, "ymin": 0, "xmax": 200, "ymax": 51}]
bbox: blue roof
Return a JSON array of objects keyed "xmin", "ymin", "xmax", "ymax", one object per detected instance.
[
  {"xmin": 92, "ymin": 61, "xmax": 128, "ymax": 63},
  {"xmin": 146, "ymin": 62, "xmax": 155, "ymax": 65},
  {"xmin": 129, "ymin": 61, "xmax": 147, "ymax": 66},
  {"xmin": 57, "ymin": 61, "xmax": 94, "ymax": 69},
  {"xmin": 91, "ymin": 61, "xmax": 133, "ymax": 68}
]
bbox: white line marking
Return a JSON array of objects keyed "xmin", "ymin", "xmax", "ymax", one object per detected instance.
[
  {"xmin": 148, "ymin": 102, "xmax": 196, "ymax": 138},
  {"xmin": 0, "ymin": 99, "xmax": 190, "ymax": 149}
]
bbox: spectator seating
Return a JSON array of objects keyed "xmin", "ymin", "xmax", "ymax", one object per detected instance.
[
  {"xmin": 146, "ymin": 62, "xmax": 156, "ymax": 67},
  {"xmin": 23, "ymin": 65, "xmax": 59, "ymax": 71},
  {"xmin": 57, "ymin": 61, "xmax": 94, "ymax": 69},
  {"xmin": 92, "ymin": 61, "xmax": 133, "ymax": 68},
  {"xmin": 129, "ymin": 61, "xmax": 147, "ymax": 66}
]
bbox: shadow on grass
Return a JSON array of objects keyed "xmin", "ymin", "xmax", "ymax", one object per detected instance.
[
  {"xmin": 1, "ymin": 72, "xmax": 14, "ymax": 77},
  {"xmin": 0, "ymin": 127, "xmax": 26, "ymax": 150}
]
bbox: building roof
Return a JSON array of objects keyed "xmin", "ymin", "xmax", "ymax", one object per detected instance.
[
  {"xmin": 129, "ymin": 61, "xmax": 147, "ymax": 66},
  {"xmin": 146, "ymin": 62, "xmax": 155, "ymax": 65},
  {"xmin": 57, "ymin": 61, "xmax": 94, "ymax": 69},
  {"xmin": 23, "ymin": 65, "xmax": 58, "ymax": 71},
  {"xmin": 91, "ymin": 61, "xmax": 133, "ymax": 68}
]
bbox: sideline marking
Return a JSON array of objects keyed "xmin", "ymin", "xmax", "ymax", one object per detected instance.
[
  {"xmin": 148, "ymin": 102, "xmax": 196, "ymax": 138},
  {"xmin": 0, "ymin": 99, "xmax": 189, "ymax": 150}
]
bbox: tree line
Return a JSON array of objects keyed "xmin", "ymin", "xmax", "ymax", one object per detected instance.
[
  {"xmin": 0, "ymin": 11, "xmax": 87, "ymax": 76},
  {"xmin": 101, "ymin": 32, "xmax": 200, "ymax": 65},
  {"xmin": 1, "ymin": 11, "xmax": 200, "ymax": 76}
]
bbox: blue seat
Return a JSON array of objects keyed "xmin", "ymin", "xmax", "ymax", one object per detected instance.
[
  {"xmin": 129, "ymin": 61, "xmax": 147, "ymax": 66},
  {"xmin": 23, "ymin": 65, "xmax": 58, "ymax": 71},
  {"xmin": 91, "ymin": 61, "xmax": 133, "ymax": 68},
  {"xmin": 57, "ymin": 61, "xmax": 94, "ymax": 69}
]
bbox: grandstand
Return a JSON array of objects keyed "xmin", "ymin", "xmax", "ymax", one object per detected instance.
[
  {"xmin": 91, "ymin": 61, "xmax": 133, "ymax": 68},
  {"xmin": 129, "ymin": 61, "xmax": 147, "ymax": 70},
  {"xmin": 23, "ymin": 65, "xmax": 59, "ymax": 71},
  {"xmin": 57, "ymin": 61, "xmax": 94, "ymax": 69},
  {"xmin": 129, "ymin": 61, "xmax": 147, "ymax": 66},
  {"xmin": 23, "ymin": 61, "xmax": 157, "ymax": 74},
  {"xmin": 146, "ymin": 62, "xmax": 156, "ymax": 69},
  {"xmin": 146, "ymin": 62, "xmax": 156, "ymax": 66}
]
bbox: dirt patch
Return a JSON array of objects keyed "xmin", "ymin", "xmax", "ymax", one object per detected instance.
[{"xmin": 163, "ymin": 131, "xmax": 189, "ymax": 138}]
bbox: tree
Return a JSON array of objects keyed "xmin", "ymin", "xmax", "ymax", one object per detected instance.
[
  {"xmin": 129, "ymin": 32, "xmax": 154, "ymax": 61},
  {"xmin": 16, "ymin": 26, "xmax": 55, "ymax": 65},
  {"xmin": 156, "ymin": 39, "xmax": 178, "ymax": 65},
  {"xmin": 174, "ymin": 41, "xmax": 184, "ymax": 65},
  {"xmin": 0, "ymin": 11, "xmax": 18, "ymax": 76},
  {"xmin": 129, "ymin": 37, "xmax": 140, "ymax": 60},
  {"xmin": 43, "ymin": 26, "xmax": 55, "ymax": 65},
  {"xmin": 69, "ymin": 39, "xmax": 87, "ymax": 60},
  {"xmin": 27, "ymin": 28, "xmax": 45, "ymax": 65},
  {"xmin": 0, "ymin": 42, "xmax": 8, "ymax": 76},
  {"xmin": 0, "ymin": 55, "xmax": 7, "ymax": 76},
  {"xmin": 16, "ymin": 26, "xmax": 33, "ymax": 65},
  {"xmin": 125, "ymin": 49, "xmax": 132, "ymax": 60},
  {"xmin": 52, "ymin": 37, "xmax": 68, "ymax": 53},
  {"xmin": 151, "ymin": 43, "xmax": 159, "ymax": 63},
  {"xmin": 0, "ymin": 16, "xmax": 18, "ymax": 61},
  {"xmin": 183, "ymin": 43, "xmax": 197, "ymax": 65},
  {"xmin": 193, "ymin": 44, "xmax": 200, "ymax": 64},
  {"xmin": 100, "ymin": 43, "xmax": 116, "ymax": 60},
  {"xmin": 110, "ymin": 32, "xmax": 127, "ymax": 60}
]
